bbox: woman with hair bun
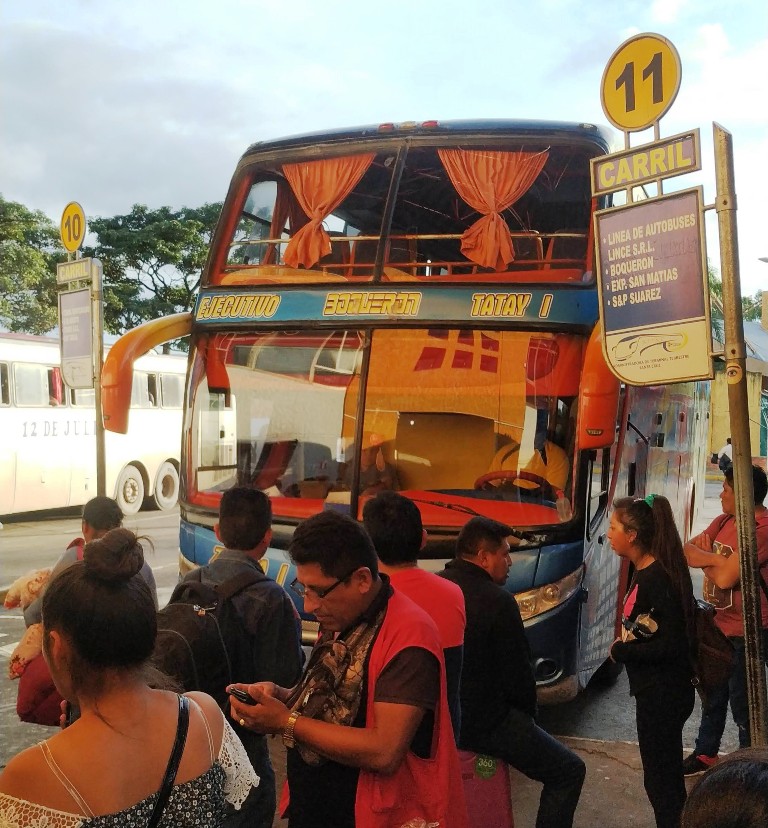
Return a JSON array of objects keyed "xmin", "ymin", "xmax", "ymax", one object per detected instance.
[
  {"xmin": 0, "ymin": 528, "xmax": 258, "ymax": 826},
  {"xmin": 608, "ymin": 494, "xmax": 696, "ymax": 828}
]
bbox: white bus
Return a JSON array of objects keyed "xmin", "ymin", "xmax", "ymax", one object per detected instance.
[{"xmin": 0, "ymin": 333, "xmax": 187, "ymax": 516}]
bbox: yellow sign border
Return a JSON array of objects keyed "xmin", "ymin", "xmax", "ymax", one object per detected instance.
[
  {"xmin": 600, "ymin": 33, "xmax": 682, "ymax": 133},
  {"xmin": 60, "ymin": 201, "xmax": 87, "ymax": 253}
]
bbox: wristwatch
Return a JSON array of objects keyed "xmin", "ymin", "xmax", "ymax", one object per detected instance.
[{"xmin": 282, "ymin": 710, "xmax": 302, "ymax": 748}]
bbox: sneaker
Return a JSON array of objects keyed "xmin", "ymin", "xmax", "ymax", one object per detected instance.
[{"xmin": 682, "ymin": 752, "xmax": 717, "ymax": 776}]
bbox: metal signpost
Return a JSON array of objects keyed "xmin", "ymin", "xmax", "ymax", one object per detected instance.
[
  {"xmin": 56, "ymin": 203, "xmax": 107, "ymax": 497},
  {"xmin": 594, "ymin": 35, "xmax": 766, "ymax": 743},
  {"xmin": 713, "ymin": 124, "xmax": 765, "ymax": 745}
]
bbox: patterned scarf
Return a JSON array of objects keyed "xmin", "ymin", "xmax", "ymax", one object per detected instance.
[{"xmin": 285, "ymin": 586, "xmax": 389, "ymax": 766}]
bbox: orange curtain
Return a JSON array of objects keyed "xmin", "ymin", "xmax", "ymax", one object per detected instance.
[
  {"xmin": 262, "ymin": 181, "xmax": 309, "ymax": 265},
  {"xmin": 438, "ymin": 148, "xmax": 548, "ymax": 270},
  {"xmin": 282, "ymin": 154, "xmax": 375, "ymax": 269}
]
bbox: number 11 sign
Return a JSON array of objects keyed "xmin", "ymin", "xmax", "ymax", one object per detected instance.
[{"xmin": 601, "ymin": 33, "xmax": 682, "ymax": 133}]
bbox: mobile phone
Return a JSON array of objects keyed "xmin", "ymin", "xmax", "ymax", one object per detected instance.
[
  {"xmin": 64, "ymin": 701, "xmax": 81, "ymax": 726},
  {"xmin": 228, "ymin": 687, "xmax": 258, "ymax": 705}
]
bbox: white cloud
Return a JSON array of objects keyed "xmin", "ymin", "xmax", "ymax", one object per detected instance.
[
  {"xmin": 650, "ymin": 0, "xmax": 689, "ymax": 25},
  {"xmin": 1, "ymin": 0, "xmax": 764, "ymax": 293}
]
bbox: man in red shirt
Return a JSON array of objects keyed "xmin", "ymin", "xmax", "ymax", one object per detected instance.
[
  {"xmin": 683, "ymin": 464, "xmax": 768, "ymax": 775},
  {"xmin": 363, "ymin": 490, "xmax": 466, "ymax": 737}
]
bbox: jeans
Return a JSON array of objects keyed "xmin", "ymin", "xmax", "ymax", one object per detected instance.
[
  {"xmin": 695, "ymin": 631, "xmax": 768, "ymax": 756},
  {"xmin": 636, "ymin": 681, "xmax": 695, "ymax": 828},
  {"xmin": 462, "ymin": 706, "xmax": 585, "ymax": 828},
  {"xmin": 223, "ymin": 732, "xmax": 276, "ymax": 828}
]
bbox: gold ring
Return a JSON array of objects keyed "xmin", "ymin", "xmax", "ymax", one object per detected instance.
[{"xmin": 239, "ymin": 718, "xmax": 245, "ymax": 727}]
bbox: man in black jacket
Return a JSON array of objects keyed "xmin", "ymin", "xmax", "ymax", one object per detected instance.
[
  {"xmin": 439, "ymin": 516, "xmax": 585, "ymax": 828},
  {"xmin": 187, "ymin": 487, "xmax": 303, "ymax": 828}
]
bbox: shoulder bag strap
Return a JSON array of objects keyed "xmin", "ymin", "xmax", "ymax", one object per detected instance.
[{"xmin": 147, "ymin": 695, "xmax": 190, "ymax": 828}]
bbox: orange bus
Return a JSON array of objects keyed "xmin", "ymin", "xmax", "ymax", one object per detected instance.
[{"xmin": 103, "ymin": 120, "xmax": 709, "ymax": 701}]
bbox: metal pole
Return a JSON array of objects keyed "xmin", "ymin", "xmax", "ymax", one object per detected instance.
[
  {"xmin": 713, "ymin": 122, "xmax": 767, "ymax": 745},
  {"xmin": 91, "ymin": 259, "xmax": 107, "ymax": 496}
]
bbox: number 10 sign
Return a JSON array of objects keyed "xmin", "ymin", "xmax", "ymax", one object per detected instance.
[{"xmin": 601, "ymin": 33, "xmax": 682, "ymax": 133}]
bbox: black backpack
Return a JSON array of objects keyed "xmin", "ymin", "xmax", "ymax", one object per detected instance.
[{"xmin": 153, "ymin": 569, "xmax": 263, "ymax": 707}]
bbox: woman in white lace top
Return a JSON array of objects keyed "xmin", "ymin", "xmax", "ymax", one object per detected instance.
[{"xmin": 0, "ymin": 528, "xmax": 258, "ymax": 827}]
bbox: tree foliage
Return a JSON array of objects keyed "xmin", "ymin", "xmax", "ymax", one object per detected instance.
[
  {"xmin": 0, "ymin": 196, "xmax": 64, "ymax": 333},
  {"xmin": 742, "ymin": 290, "xmax": 764, "ymax": 322},
  {"xmin": 708, "ymin": 263, "xmax": 763, "ymax": 333},
  {"xmin": 83, "ymin": 203, "xmax": 221, "ymax": 334}
]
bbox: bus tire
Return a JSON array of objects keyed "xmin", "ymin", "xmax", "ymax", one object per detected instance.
[
  {"xmin": 154, "ymin": 461, "xmax": 179, "ymax": 511},
  {"xmin": 116, "ymin": 464, "xmax": 145, "ymax": 515}
]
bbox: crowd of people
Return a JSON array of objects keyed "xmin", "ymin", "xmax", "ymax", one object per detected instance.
[{"xmin": 1, "ymin": 460, "xmax": 767, "ymax": 828}]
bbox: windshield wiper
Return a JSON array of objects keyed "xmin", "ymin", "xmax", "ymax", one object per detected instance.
[{"xmin": 408, "ymin": 496, "xmax": 538, "ymax": 542}]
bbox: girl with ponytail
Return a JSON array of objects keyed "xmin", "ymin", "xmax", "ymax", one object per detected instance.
[{"xmin": 608, "ymin": 494, "xmax": 695, "ymax": 828}]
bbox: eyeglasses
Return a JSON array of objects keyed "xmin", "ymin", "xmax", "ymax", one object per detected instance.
[{"xmin": 290, "ymin": 567, "xmax": 360, "ymax": 600}]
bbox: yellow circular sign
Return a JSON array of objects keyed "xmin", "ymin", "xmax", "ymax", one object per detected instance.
[
  {"xmin": 601, "ymin": 33, "xmax": 682, "ymax": 132},
  {"xmin": 60, "ymin": 202, "xmax": 86, "ymax": 253}
]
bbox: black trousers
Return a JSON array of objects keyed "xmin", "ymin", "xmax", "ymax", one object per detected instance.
[{"xmin": 635, "ymin": 681, "xmax": 695, "ymax": 828}]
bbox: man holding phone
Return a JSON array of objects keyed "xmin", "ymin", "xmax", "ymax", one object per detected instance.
[
  {"xmin": 186, "ymin": 487, "xmax": 303, "ymax": 828},
  {"xmin": 229, "ymin": 511, "xmax": 467, "ymax": 828}
]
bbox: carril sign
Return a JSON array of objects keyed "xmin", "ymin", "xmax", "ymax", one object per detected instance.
[{"xmin": 591, "ymin": 130, "xmax": 701, "ymax": 197}]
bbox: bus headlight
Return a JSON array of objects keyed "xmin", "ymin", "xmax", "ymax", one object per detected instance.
[{"xmin": 515, "ymin": 566, "xmax": 584, "ymax": 621}]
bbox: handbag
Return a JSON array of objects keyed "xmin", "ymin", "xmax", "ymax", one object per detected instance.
[
  {"xmin": 147, "ymin": 695, "xmax": 190, "ymax": 828},
  {"xmin": 691, "ymin": 599, "xmax": 736, "ymax": 698},
  {"xmin": 692, "ymin": 513, "xmax": 768, "ymax": 699}
]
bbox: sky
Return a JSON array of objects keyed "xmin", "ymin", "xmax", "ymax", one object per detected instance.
[{"xmin": 1, "ymin": 0, "xmax": 766, "ymax": 296}]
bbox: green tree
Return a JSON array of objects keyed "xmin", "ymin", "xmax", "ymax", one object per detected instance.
[
  {"xmin": 84, "ymin": 203, "xmax": 221, "ymax": 334},
  {"xmin": 742, "ymin": 290, "xmax": 764, "ymax": 322},
  {"xmin": 0, "ymin": 196, "xmax": 64, "ymax": 333},
  {"xmin": 708, "ymin": 261, "xmax": 724, "ymax": 342},
  {"xmin": 708, "ymin": 263, "xmax": 763, "ymax": 332}
]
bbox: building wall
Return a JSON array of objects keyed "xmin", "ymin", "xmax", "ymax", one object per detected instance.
[{"xmin": 709, "ymin": 362, "xmax": 766, "ymax": 468}]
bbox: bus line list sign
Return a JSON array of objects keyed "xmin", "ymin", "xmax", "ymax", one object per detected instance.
[{"xmin": 594, "ymin": 187, "xmax": 712, "ymax": 385}]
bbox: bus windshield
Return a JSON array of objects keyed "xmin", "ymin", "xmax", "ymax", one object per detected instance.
[
  {"xmin": 223, "ymin": 137, "xmax": 594, "ymax": 286},
  {"xmin": 186, "ymin": 327, "xmax": 582, "ymax": 530}
]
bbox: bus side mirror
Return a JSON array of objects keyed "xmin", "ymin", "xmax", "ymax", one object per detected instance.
[
  {"xmin": 577, "ymin": 325, "xmax": 620, "ymax": 450},
  {"xmin": 103, "ymin": 313, "xmax": 193, "ymax": 433}
]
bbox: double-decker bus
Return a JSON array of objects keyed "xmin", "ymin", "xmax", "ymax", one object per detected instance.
[
  {"xmin": 0, "ymin": 333, "xmax": 186, "ymax": 517},
  {"xmin": 103, "ymin": 120, "xmax": 709, "ymax": 702}
]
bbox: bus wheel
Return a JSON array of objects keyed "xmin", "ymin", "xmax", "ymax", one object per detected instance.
[
  {"xmin": 116, "ymin": 464, "xmax": 145, "ymax": 515},
  {"xmin": 154, "ymin": 461, "xmax": 179, "ymax": 511}
]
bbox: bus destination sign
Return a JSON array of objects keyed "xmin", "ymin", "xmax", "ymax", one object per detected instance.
[{"xmin": 594, "ymin": 187, "xmax": 712, "ymax": 385}]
